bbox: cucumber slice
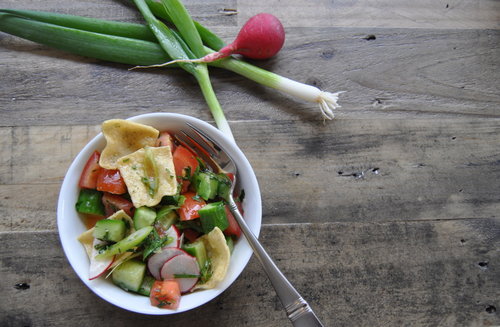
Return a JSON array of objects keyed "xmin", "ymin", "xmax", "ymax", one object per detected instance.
[
  {"xmin": 194, "ymin": 171, "xmax": 219, "ymax": 200},
  {"xmin": 93, "ymin": 219, "xmax": 126, "ymax": 243},
  {"xmin": 137, "ymin": 275, "xmax": 155, "ymax": 296},
  {"xmin": 96, "ymin": 226, "xmax": 153, "ymax": 259},
  {"xmin": 182, "ymin": 240, "xmax": 208, "ymax": 269},
  {"xmin": 198, "ymin": 201, "xmax": 229, "ymax": 234},
  {"xmin": 216, "ymin": 173, "xmax": 232, "ymax": 200},
  {"xmin": 225, "ymin": 235, "xmax": 234, "ymax": 254},
  {"xmin": 155, "ymin": 206, "xmax": 178, "ymax": 231},
  {"xmin": 112, "ymin": 259, "xmax": 146, "ymax": 292},
  {"xmin": 75, "ymin": 189, "xmax": 104, "ymax": 216},
  {"xmin": 133, "ymin": 206, "xmax": 157, "ymax": 230}
]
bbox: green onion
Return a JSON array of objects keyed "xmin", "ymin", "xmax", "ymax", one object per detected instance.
[
  {"xmin": 0, "ymin": 12, "xmax": 169, "ymax": 65},
  {"xmin": 0, "ymin": 9, "xmax": 157, "ymax": 41},
  {"xmin": 210, "ymin": 57, "xmax": 343, "ymax": 119},
  {"xmin": 132, "ymin": 0, "xmax": 234, "ymax": 140},
  {"xmin": 0, "ymin": 4, "xmax": 343, "ymax": 121},
  {"xmin": 159, "ymin": 0, "xmax": 205, "ymax": 58},
  {"xmin": 173, "ymin": 274, "xmax": 199, "ymax": 278},
  {"xmin": 145, "ymin": 0, "xmax": 226, "ymax": 51}
]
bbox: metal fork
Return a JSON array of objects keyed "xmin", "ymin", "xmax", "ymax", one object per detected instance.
[{"xmin": 173, "ymin": 122, "xmax": 325, "ymax": 327}]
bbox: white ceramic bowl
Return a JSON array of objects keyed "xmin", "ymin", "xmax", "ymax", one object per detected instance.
[{"xmin": 57, "ymin": 113, "xmax": 262, "ymax": 315}]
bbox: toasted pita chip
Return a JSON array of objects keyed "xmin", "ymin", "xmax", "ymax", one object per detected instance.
[
  {"xmin": 99, "ymin": 119, "xmax": 159, "ymax": 169},
  {"xmin": 117, "ymin": 146, "xmax": 177, "ymax": 208},
  {"xmin": 193, "ymin": 227, "xmax": 231, "ymax": 290},
  {"xmin": 77, "ymin": 210, "xmax": 134, "ymax": 260},
  {"xmin": 77, "ymin": 228, "xmax": 95, "ymax": 259}
]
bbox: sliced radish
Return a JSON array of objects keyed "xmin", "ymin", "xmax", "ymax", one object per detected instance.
[
  {"xmin": 160, "ymin": 253, "xmax": 200, "ymax": 293},
  {"xmin": 147, "ymin": 247, "xmax": 185, "ymax": 280},
  {"xmin": 162, "ymin": 225, "xmax": 180, "ymax": 248},
  {"xmin": 178, "ymin": 232, "xmax": 185, "ymax": 248},
  {"xmin": 89, "ymin": 238, "xmax": 114, "ymax": 280}
]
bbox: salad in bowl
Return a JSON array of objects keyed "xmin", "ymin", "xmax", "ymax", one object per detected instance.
[{"xmin": 57, "ymin": 113, "xmax": 261, "ymax": 314}]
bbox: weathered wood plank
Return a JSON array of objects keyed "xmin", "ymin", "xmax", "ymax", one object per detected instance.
[
  {"xmin": 1, "ymin": 28, "xmax": 499, "ymax": 126},
  {"xmin": 1, "ymin": 219, "xmax": 499, "ymax": 326},
  {"xmin": 1, "ymin": 117, "xmax": 499, "ymax": 231},
  {"xmin": 1, "ymin": 0, "xmax": 499, "ymax": 29},
  {"xmin": 238, "ymin": 0, "xmax": 500, "ymax": 29},
  {"xmin": 0, "ymin": 0, "xmax": 238, "ymax": 26}
]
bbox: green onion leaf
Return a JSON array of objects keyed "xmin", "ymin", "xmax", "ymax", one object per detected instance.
[
  {"xmin": 159, "ymin": 0, "xmax": 205, "ymax": 58},
  {"xmin": 173, "ymin": 274, "xmax": 200, "ymax": 279}
]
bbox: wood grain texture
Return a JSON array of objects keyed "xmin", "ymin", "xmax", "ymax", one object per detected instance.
[
  {"xmin": 1, "ymin": 219, "xmax": 499, "ymax": 327},
  {"xmin": 1, "ymin": 0, "xmax": 499, "ymax": 325},
  {"xmin": 237, "ymin": 0, "xmax": 500, "ymax": 29},
  {"xmin": 1, "ymin": 0, "xmax": 499, "ymax": 29}
]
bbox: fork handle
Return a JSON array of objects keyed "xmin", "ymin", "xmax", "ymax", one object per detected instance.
[{"xmin": 227, "ymin": 198, "xmax": 325, "ymax": 327}]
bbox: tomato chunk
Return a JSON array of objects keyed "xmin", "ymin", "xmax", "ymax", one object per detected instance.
[
  {"xmin": 173, "ymin": 146, "xmax": 199, "ymax": 193},
  {"xmin": 79, "ymin": 151, "xmax": 102, "ymax": 189},
  {"xmin": 223, "ymin": 204, "xmax": 242, "ymax": 238},
  {"xmin": 150, "ymin": 280, "xmax": 181, "ymax": 310},
  {"xmin": 83, "ymin": 213, "xmax": 105, "ymax": 229},
  {"xmin": 102, "ymin": 192, "xmax": 134, "ymax": 217},
  {"xmin": 155, "ymin": 131, "xmax": 176, "ymax": 153},
  {"xmin": 178, "ymin": 192, "xmax": 206, "ymax": 221},
  {"xmin": 96, "ymin": 169, "xmax": 127, "ymax": 194},
  {"xmin": 183, "ymin": 228, "xmax": 201, "ymax": 243}
]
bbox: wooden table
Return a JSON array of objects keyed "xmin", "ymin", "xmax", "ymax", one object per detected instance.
[{"xmin": 1, "ymin": 1, "xmax": 499, "ymax": 326}]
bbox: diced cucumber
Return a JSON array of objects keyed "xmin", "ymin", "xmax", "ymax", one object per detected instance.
[
  {"xmin": 112, "ymin": 259, "xmax": 146, "ymax": 293},
  {"xmin": 198, "ymin": 201, "xmax": 229, "ymax": 234},
  {"xmin": 133, "ymin": 206, "xmax": 157, "ymax": 230},
  {"xmin": 155, "ymin": 206, "xmax": 179, "ymax": 231},
  {"xmin": 137, "ymin": 275, "xmax": 155, "ymax": 296},
  {"xmin": 160, "ymin": 193, "xmax": 185, "ymax": 206},
  {"xmin": 216, "ymin": 173, "xmax": 232, "ymax": 200},
  {"xmin": 96, "ymin": 226, "xmax": 153, "ymax": 259},
  {"xmin": 182, "ymin": 240, "xmax": 208, "ymax": 269},
  {"xmin": 75, "ymin": 189, "xmax": 104, "ymax": 216},
  {"xmin": 194, "ymin": 171, "xmax": 219, "ymax": 200},
  {"xmin": 225, "ymin": 235, "xmax": 234, "ymax": 254},
  {"xmin": 93, "ymin": 219, "xmax": 126, "ymax": 243}
]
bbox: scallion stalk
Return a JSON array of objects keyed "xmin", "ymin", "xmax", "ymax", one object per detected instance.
[
  {"xmin": 209, "ymin": 55, "xmax": 343, "ymax": 119},
  {"xmin": 0, "ymin": 5, "xmax": 343, "ymax": 120},
  {"xmin": 0, "ymin": 12, "xmax": 169, "ymax": 65},
  {"xmin": 0, "ymin": 9, "xmax": 157, "ymax": 42},
  {"xmin": 132, "ymin": 0, "xmax": 234, "ymax": 140}
]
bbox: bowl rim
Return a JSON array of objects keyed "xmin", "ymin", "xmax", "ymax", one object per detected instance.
[{"xmin": 57, "ymin": 112, "xmax": 262, "ymax": 315}]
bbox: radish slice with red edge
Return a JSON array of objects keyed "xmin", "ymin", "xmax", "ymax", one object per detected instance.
[
  {"xmin": 160, "ymin": 253, "xmax": 200, "ymax": 293},
  {"xmin": 89, "ymin": 238, "xmax": 114, "ymax": 280},
  {"xmin": 147, "ymin": 247, "xmax": 185, "ymax": 280},
  {"xmin": 162, "ymin": 225, "xmax": 180, "ymax": 248}
]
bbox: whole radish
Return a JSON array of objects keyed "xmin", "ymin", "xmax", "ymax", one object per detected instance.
[
  {"xmin": 203, "ymin": 13, "xmax": 285, "ymax": 61},
  {"xmin": 147, "ymin": 13, "xmax": 285, "ymax": 67}
]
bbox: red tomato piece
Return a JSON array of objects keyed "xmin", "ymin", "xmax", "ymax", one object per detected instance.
[
  {"xmin": 78, "ymin": 151, "xmax": 102, "ymax": 189},
  {"xmin": 223, "ymin": 204, "xmax": 242, "ymax": 238},
  {"xmin": 183, "ymin": 228, "xmax": 201, "ymax": 243},
  {"xmin": 96, "ymin": 169, "xmax": 127, "ymax": 194},
  {"xmin": 173, "ymin": 146, "xmax": 199, "ymax": 193},
  {"xmin": 150, "ymin": 280, "xmax": 181, "ymax": 310},
  {"xmin": 83, "ymin": 214, "xmax": 105, "ymax": 229},
  {"xmin": 102, "ymin": 192, "xmax": 134, "ymax": 217},
  {"xmin": 178, "ymin": 192, "xmax": 206, "ymax": 221},
  {"xmin": 155, "ymin": 131, "xmax": 176, "ymax": 153}
]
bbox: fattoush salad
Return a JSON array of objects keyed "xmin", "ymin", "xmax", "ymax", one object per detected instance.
[{"xmin": 75, "ymin": 119, "xmax": 243, "ymax": 309}]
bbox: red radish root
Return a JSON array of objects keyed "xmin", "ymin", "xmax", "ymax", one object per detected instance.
[
  {"xmin": 202, "ymin": 13, "xmax": 285, "ymax": 61},
  {"xmin": 135, "ymin": 13, "xmax": 285, "ymax": 69}
]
